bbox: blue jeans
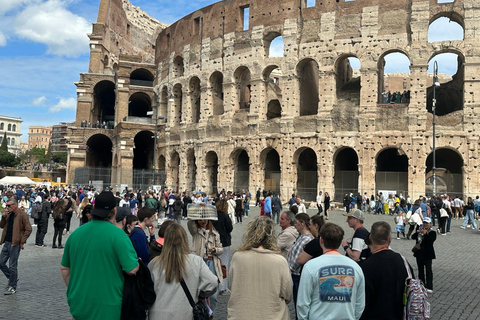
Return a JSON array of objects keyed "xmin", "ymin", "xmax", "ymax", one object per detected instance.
[
  {"xmin": 205, "ymin": 259, "xmax": 218, "ymax": 314},
  {"xmin": 447, "ymin": 212, "xmax": 452, "ymax": 232},
  {"xmin": 244, "ymin": 202, "xmax": 249, "ymax": 216},
  {"xmin": 0, "ymin": 241, "xmax": 21, "ymax": 289},
  {"xmin": 292, "ymin": 274, "xmax": 301, "ymax": 320},
  {"xmin": 462, "ymin": 209, "xmax": 477, "ymax": 229},
  {"xmin": 272, "ymin": 211, "xmax": 280, "ymax": 224}
]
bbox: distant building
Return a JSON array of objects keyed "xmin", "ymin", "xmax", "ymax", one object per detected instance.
[
  {"xmin": 51, "ymin": 122, "xmax": 73, "ymax": 153},
  {"xmin": 28, "ymin": 126, "xmax": 52, "ymax": 150},
  {"xmin": 0, "ymin": 115, "xmax": 22, "ymax": 156},
  {"xmin": 19, "ymin": 142, "xmax": 29, "ymax": 154}
]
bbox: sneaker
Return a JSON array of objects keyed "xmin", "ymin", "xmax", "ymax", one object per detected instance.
[
  {"xmin": 442, "ymin": 233, "xmax": 446, "ymax": 235},
  {"xmin": 460, "ymin": 226, "xmax": 465, "ymax": 229},
  {"xmin": 52, "ymin": 245, "xmax": 57, "ymax": 248},
  {"xmin": 4, "ymin": 286, "xmax": 16, "ymax": 295},
  {"xmin": 58, "ymin": 245, "xmax": 64, "ymax": 249},
  {"xmin": 32, "ymin": 224, "xmax": 37, "ymax": 227},
  {"xmin": 396, "ymin": 237, "xmax": 400, "ymax": 240},
  {"xmin": 426, "ymin": 289, "xmax": 433, "ymax": 294}
]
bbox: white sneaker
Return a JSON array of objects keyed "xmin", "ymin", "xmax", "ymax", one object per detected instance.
[
  {"xmin": 396, "ymin": 237, "xmax": 400, "ymax": 240},
  {"xmin": 460, "ymin": 226, "xmax": 465, "ymax": 229},
  {"xmin": 32, "ymin": 224, "xmax": 37, "ymax": 227},
  {"xmin": 426, "ymin": 289, "xmax": 433, "ymax": 294}
]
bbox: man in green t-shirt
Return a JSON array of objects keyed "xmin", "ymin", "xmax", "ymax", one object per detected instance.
[{"xmin": 60, "ymin": 191, "xmax": 139, "ymax": 320}]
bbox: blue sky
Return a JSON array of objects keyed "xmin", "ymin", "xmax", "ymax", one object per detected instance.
[{"xmin": 0, "ymin": 1, "xmax": 463, "ymax": 142}]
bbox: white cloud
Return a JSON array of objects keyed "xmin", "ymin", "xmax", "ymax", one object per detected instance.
[
  {"xmin": 32, "ymin": 96, "xmax": 46, "ymax": 105},
  {"xmin": 0, "ymin": 31, "xmax": 5, "ymax": 46},
  {"xmin": 0, "ymin": 0, "xmax": 30, "ymax": 15},
  {"xmin": 14, "ymin": 0, "xmax": 90, "ymax": 57},
  {"xmin": 49, "ymin": 97, "xmax": 76, "ymax": 112}
]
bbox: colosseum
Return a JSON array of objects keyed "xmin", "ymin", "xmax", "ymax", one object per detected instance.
[{"xmin": 66, "ymin": 0, "xmax": 479, "ymax": 202}]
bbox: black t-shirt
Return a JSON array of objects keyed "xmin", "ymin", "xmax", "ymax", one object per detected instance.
[
  {"xmin": 303, "ymin": 237, "xmax": 323, "ymax": 259},
  {"xmin": 350, "ymin": 227, "xmax": 371, "ymax": 261},
  {"xmin": 360, "ymin": 250, "xmax": 413, "ymax": 320},
  {"xmin": 4, "ymin": 213, "xmax": 15, "ymax": 242}
]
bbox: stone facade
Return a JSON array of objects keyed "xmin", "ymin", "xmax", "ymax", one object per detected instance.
[
  {"xmin": 0, "ymin": 115, "xmax": 22, "ymax": 156},
  {"xmin": 67, "ymin": 0, "xmax": 480, "ymax": 201}
]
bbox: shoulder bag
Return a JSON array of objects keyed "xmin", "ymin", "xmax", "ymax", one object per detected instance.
[{"xmin": 180, "ymin": 279, "xmax": 210, "ymax": 320}]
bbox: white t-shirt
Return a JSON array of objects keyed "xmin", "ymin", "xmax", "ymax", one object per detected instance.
[{"xmin": 317, "ymin": 195, "xmax": 322, "ymax": 206}]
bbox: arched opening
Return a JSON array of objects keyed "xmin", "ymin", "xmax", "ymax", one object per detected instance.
[
  {"xmin": 186, "ymin": 148, "xmax": 197, "ymax": 191},
  {"xmin": 133, "ymin": 131, "xmax": 154, "ymax": 170},
  {"xmin": 296, "ymin": 148, "xmax": 317, "ymax": 201},
  {"xmin": 130, "ymin": 68, "xmax": 154, "ymax": 87},
  {"xmin": 375, "ymin": 148, "xmax": 408, "ymax": 196},
  {"xmin": 234, "ymin": 67, "xmax": 251, "ymax": 111},
  {"xmin": 189, "ymin": 77, "xmax": 201, "ymax": 123},
  {"xmin": 267, "ymin": 35, "xmax": 284, "ymax": 57},
  {"xmin": 173, "ymin": 56, "xmax": 184, "ymax": 78},
  {"xmin": 86, "ymin": 134, "xmax": 113, "ymax": 168},
  {"xmin": 297, "ymin": 59, "xmax": 319, "ymax": 116},
  {"xmin": 210, "ymin": 71, "xmax": 224, "ymax": 115},
  {"xmin": 263, "ymin": 148, "xmax": 281, "ymax": 194},
  {"xmin": 267, "ymin": 100, "xmax": 282, "ymax": 119},
  {"xmin": 93, "ymin": 80, "xmax": 115, "ymax": 125},
  {"xmin": 128, "ymin": 92, "xmax": 152, "ymax": 118},
  {"xmin": 334, "ymin": 148, "xmax": 359, "ymax": 202},
  {"xmin": 11, "ymin": 138, "xmax": 15, "ymax": 145},
  {"xmin": 0, "ymin": 123, "xmax": 3, "ymax": 130},
  {"xmin": 425, "ymin": 148, "xmax": 463, "ymax": 197},
  {"xmin": 7, "ymin": 124, "xmax": 11, "ymax": 131},
  {"xmin": 12, "ymin": 125, "xmax": 16, "ymax": 132},
  {"xmin": 172, "ymin": 84, "xmax": 183, "ymax": 125},
  {"xmin": 336, "ymin": 56, "xmax": 361, "ymax": 99},
  {"xmin": 170, "ymin": 151, "xmax": 180, "ymax": 192},
  {"xmin": 205, "ymin": 151, "xmax": 219, "ymax": 195},
  {"xmin": 158, "ymin": 155, "xmax": 166, "ymax": 172},
  {"xmin": 378, "ymin": 52, "xmax": 411, "ymax": 104},
  {"xmin": 263, "ymin": 65, "xmax": 283, "ymax": 119},
  {"xmin": 428, "ymin": 16, "xmax": 464, "ymax": 42},
  {"xmin": 426, "ymin": 52, "xmax": 464, "ymax": 116},
  {"xmin": 160, "ymin": 86, "xmax": 168, "ymax": 118},
  {"xmin": 233, "ymin": 149, "xmax": 249, "ymax": 192}
]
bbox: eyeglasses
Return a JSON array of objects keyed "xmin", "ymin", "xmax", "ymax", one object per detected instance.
[{"xmin": 5, "ymin": 204, "xmax": 12, "ymax": 207}]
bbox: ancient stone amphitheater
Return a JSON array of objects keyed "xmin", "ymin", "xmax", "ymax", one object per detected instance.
[{"xmin": 67, "ymin": 0, "xmax": 478, "ymax": 201}]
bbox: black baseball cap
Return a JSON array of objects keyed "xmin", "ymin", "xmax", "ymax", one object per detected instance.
[
  {"xmin": 115, "ymin": 206, "xmax": 130, "ymax": 222},
  {"xmin": 91, "ymin": 191, "xmax": 116, "ymax": 218}
]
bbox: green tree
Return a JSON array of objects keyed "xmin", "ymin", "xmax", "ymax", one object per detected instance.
[
  {"xmin": 51, "ymin": 152, "xmax": 68, "ymax": 164},
  {"xmin": 0, "ymin": 132, "xmax": 7, "ymax": 152},
  {"xmin": 0, "ymin": 150, "xmax": 20, "ymax": 167}
]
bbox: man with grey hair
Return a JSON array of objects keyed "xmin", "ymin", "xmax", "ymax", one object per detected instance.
[
  {"xmin": 277, "ymin": 210, "xmax": 299, "ymax": 259},
  {"xmin": 360, "ymin": 221, "xmax": 414, "ymax": 320},
  {"xmin": 0, "ymin": 197, "xmax": 32, "ymax": 294}
]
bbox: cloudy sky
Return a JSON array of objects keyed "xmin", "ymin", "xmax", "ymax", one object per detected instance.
[{"xmin": 0, "ymin": 0, "xmax": 463, "ymax": 142}]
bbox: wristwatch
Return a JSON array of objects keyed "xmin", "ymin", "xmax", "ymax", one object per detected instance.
[{"xmin": 343, "ymin": 245, "xmax": 349, "ymax": 251}]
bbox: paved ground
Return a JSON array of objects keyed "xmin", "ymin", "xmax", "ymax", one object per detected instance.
[{"xmin": 1, "ymin": 207, "xmax": 480, "ymax": 319}]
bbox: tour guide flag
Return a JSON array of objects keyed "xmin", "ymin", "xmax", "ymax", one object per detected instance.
[{"xmin": 187, "ymin": 204, "xmax": 218, "ymax": 220}]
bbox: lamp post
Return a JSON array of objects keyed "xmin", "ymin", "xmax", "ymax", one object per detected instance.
[{"xmin": 432, "ymin": 61, "xmax": 439, "ymax": 196}]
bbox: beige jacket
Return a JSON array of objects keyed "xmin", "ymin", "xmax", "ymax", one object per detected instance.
[
  {"xmin": 277, "ymin": 226, "xmax": 299, "ymax": 259},
  {"xmin": 187, "ymin": 220, "xmax": 224, "ymax": 285},
  {"xmin": 228, "ymin": 248, "xmax": 292, "ymax": 320}
]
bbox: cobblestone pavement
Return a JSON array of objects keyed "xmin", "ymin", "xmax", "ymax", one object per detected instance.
[{"xmin": 1, "ymin": 207, "xmax": 480, "ymax": 319}]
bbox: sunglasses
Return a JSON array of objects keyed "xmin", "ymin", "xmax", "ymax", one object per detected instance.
[{"xmin": 5, "ymin": 204, "xmax": 12, "ymax": 207}]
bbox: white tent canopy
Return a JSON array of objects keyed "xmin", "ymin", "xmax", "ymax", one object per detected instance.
[{"xmin": 0, "ymin": 176, "xmax": 36, "ymax": 185}]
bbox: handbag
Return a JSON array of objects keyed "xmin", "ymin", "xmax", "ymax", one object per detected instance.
[
  {"xmin": 220, "ymin": 261, "xmax": 227, "ymax": 279},
  {"xmin": 180, "ymin": 279, "xmax": 210, "ymax": 320},
  {"xmin": 411, "ymin": 243, "xmax": 421, "ymax": 254}
]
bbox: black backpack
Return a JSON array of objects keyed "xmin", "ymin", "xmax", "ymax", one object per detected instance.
[
  {"xmin": 121, "ymin": 259, "xmax": 156, "ymax": 320},
  {"xmin": 30, "ymin": 202, "xmax": 42, "ymax": 220}
]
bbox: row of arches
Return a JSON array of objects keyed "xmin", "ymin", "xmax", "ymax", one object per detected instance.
[{"xmin": 84, "ymin": 133, "xmax": 465, "ymax": 200}]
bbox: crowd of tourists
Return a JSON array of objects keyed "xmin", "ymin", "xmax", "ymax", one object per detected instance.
[{"xmin": 0, "ymin": 183, "xmax": 465, "ymax": 319}]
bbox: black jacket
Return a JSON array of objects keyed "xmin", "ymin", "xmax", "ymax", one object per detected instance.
[
  {"xmin": 211, "ymin": 211, "xmax": 233, "ymax": 247},
  {"xmin": 272, "ymin": 196, "xmax": 282, "ymax": 212},
  {"xmin": 412, "ymin": 229, "xmax": 436, "ymax": 260}
]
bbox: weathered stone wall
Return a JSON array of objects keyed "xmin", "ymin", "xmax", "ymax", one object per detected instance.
[{"xmin": 68, "ymin": 0, "xmax": 480, "ymax": 201}]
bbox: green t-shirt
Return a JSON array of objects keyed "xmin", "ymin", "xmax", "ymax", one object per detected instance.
[{"xmin": 61, "ymin": 220, "xmax": 138, "ymax": 320}]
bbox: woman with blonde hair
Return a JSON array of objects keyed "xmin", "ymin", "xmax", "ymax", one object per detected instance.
[
  {"xmin": 148, "ymin": 223, "xmax": 217, "ymax": 319},
  {"xmin": 77, "ymin": 196, "xmax": 91, "ymax": 224},
  {"xmin": 187, "ymin": 218, "xmax": 224, "ymax": 316},
  {"xmin": 228, "ymin": 216, "xmax": 292, "ymax": 320}
]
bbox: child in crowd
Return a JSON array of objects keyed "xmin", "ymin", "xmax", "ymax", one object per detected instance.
[{"xmin": 395, "ymin": 210, "xmax": 406, "ymax": 239}]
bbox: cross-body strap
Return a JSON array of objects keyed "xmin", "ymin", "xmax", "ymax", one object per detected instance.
[
  {"xmin": 180, "ymin": 279, "xmax": 195, "ymax": 309},
  {"xmin": 401, "ymin": 255, "xmax": 413, "ymax": 280}
]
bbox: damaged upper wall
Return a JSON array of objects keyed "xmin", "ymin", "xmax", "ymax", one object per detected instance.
[
  {"xmin": 155, "ymin": 0, "xmax": 465, "ymax": 65},
  {"xmin": 89, "ymin": 0, "xmax": 167, "ymax": 73}
]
